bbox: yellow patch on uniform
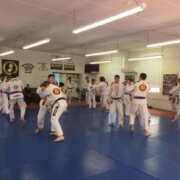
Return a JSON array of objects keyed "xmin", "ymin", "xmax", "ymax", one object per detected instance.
[
  {"xmin": 53, "ymin": 88, "xmax": 60, "ymax": 95},
  {"xmin": 139, "ymin": 84, "xmax": 146, "ymax": 91}
]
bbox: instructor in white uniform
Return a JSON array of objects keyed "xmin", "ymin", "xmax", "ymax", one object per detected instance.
[{"xmin": 126, "ymin": 73, "xmax": 151, "ymax": 136}]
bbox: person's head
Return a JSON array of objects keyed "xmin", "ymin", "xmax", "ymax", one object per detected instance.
[
  {"xmin": 178, "ymin": 78, "xmax": 180, "ymax": 84},
  {"xmin": 99, "ymin": 76, "xmax": 105, "ymax": 82},
  {"xmin": 139, "ymin": 73, "xmax": 147, "ymax": 80},
  {"xmin": 26, "ymin": 84, "xmax": 30, "ymax": 88},
  {"xmin": 85, "ymin": 76, "xmax": 89, "ymax": 82},
  {"xmin": 68, "ymin": 77, "xmax": 72, "ymax": 81},
  {"xmin": 6, "ymin": 76, "xmax": 11, "ymax": 81},
  {"xmin": 1, "ymin": 74, "xmax": 5, "ymax": 81},
  {"xmin": 59, "ymin": 82, "xmax": 64, "ymax": 87},
  {"xmin": 114, "ymin": 75, "xmax": 120, "ymax": 83},
  {"xmin": 48, "ymin": 74, "xmax": 55, "ymax": 84},
  {"xmin": 127, "ymin": 78, "xmax": 133, "ymax": 84},
  {"xmin": 40, "ymin": 81, "xmax": 50, "ymax": 87},
  {"xmin": 172, "ymin": 80, "xmax": 177, "ymax": 86},
  {"xmin": 91, "ymin": 79, "xmax": 95, "ymax": 84}
]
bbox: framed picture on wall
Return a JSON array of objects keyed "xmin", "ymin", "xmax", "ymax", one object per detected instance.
[
  {"xmin": 162, "ymin": 74, "xmax": 178, "ymax": 95},
  {"xmin": 2, "ymin": 59, "xmax": 19, "ymax": 76}
]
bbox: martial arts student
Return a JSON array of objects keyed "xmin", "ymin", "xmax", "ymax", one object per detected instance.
[
  {"xmin": 37, "ymin": 81, "xmax": 67, "ymax": 142},
  {"xmin": 91, "ymin": 76, "xmax": 109, "ymax": 112},
  {"xmin": 0, "ymin": 74, "xmax": 3, "ymax": 112},
  {"xmin": 124, "ymin": 78, "xmax": 133, "ymax": 116},
  {"xmin": 1, "ymin": 75, "xmax": 10, "ymax": 115},
  {"xmin": 109, "ymin": 75, "xmax": 124, "ymax": 128},
  {"xmin": 169, "ymin": 80, "xmax": 178, "ymax": 112},
  {"xmin": 126, "ymin": 73, "xmax": 151, "ymax": 136},
  {"xmin": 35, "ymin": 74, "xmax": 57, "ymax": 134},
  {"xmin": 66, "ymin": 77, "xmax": 76, "ymax": 104},
  {"xmin": 4, "ymin": 74, "xmax": 26, "ymax": 123},
  {"xmin": 87, "ymin": 79, "xmax": 96, "ymax": 109},
  {"xmin": 169, "ymin": 83, "xmax": 180, "ymax": 122},
  {"xmin": 84, "ymin": 76, "xmax": 90, "ymax": 104}
]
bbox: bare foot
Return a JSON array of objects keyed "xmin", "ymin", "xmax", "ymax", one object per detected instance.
[
  {"xmin": 34, "ymin": 128, "xmax": 41, "ymax": 134},
  {"xmin": 130, "ymin": 125, "xmax": 134, "ymax": 132},
  {"xmin": 49, "ymin": 131, "xmax": 57, "ymax": 136},
  {"xmin": 172, "ymin": 119, "xmax": 176, "ymax": 123},
  {"xmin": 108, "ymin": 122, "xmax": 114, "ymax": 126},
  {"xmin": 53, "ymin": 136, "xmax": 65, "ymax": 142},
  {"xmin": 145, "ymin": 131, "xmax": 151, "ymax": 137},
  {"xmin": 20, "ymin": 118, "xmax": 26, "ymax": 123},
  {"xmin": 10, "ymin": 119, "xmax": 14, "ymax": 123},
  {"xmin": 119, "ymin": 124, "xmax": 124, "ymax": 128}
]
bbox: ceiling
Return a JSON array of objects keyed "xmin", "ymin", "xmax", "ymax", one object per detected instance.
[{"xmin": 0, "ymin": 0, "xmax": 180, "ymax": 56}]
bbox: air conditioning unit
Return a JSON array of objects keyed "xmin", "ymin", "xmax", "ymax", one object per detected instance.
[{"xmin": 121, "ymin": 68, "xmax": 137, "ymax": 74}]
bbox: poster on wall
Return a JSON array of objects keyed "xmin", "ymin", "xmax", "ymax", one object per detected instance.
[
  {"xmin": 2, "ymin": 59, "xmax": 19, "ymax": 76},
  {"xmin": 64, "ymin": 64, "xmax": 75, "ymax": 71},
  {"xmin": 124, "ymin": 75, "xmax": 135, "ymax": 82},
  {"xmin": 162, "ymin": 74, "xmax": 178, "ymax": 95},
  {"xmin": 21, "ymin": 63, "xmax": 35, "ymax": 73},
  {"xmin": 37, "ymin": 63, "xmax": 49, "ymax": 71},
  {"xmin": 51, "ymin": 63, "xmax": 62, "ymax": 70}
]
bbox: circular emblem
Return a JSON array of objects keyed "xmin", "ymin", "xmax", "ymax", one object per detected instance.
[
  {"xmin": 139, "ymin": 84, "xmax": 146, "ymax": 91},
  {"xmin": 53, "ymin": 88, "xmax": 60, "ymax": 95},
  {"xmin": 13, "ymin": 85, "xmax": 19, "ymax": 90},
  {"xmin": 3, "ymin": 61, "xmax": 18, "ymax": 76}
]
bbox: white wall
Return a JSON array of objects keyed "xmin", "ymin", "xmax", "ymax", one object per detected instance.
[{"xmin": 0, "ymin": 49, "xmax": 88, "ymax": 90}]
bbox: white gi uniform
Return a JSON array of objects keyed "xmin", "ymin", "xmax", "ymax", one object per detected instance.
[
  {"xmin": 93, "ymin": 82, "xmax": 109, "ymax": 110},
  {"xmin": 169, "ymin": 85, "xmax": 180, "ymax": 121},
  {"xmin": 169, "ymin": 85, "xmax": 178, "ymax": 112},
  {"xmin": 37, "ymin": 84, "xmax": 67, "ymax": 136},
  {"xmin": 2, "ymin": 79, "xmax": 10, "ymax": 114},
  {"xmin": 0, "ymin": 80, "xmax": 3, "ymax": 111},
  {"xmin": 126, "ymin": 80, "xmax": 151, "ymax": 131},
  {"xmin": 110, "ymin": 83, "xmax": 124, "ymax": 125},
  {"xmin": 5, "ymin": 78, "xmax": 26, "ymax": 120},
  {"xmin": 124, "ymin": 84, "xmax": 133, "ymax": 116},
  {"xmin": 84, "ymin": 81, "xmax": 90, "ymax": 104},
  {"xmin": 87, "ymin": 83, "xmax": 96, "ymax": 108},
  {"xmin": 66, "ymin": 81, "xmax": 76, "ymax": 104}
]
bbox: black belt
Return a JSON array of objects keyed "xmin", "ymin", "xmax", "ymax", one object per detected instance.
[
  {"xmin": 134, "ymin": 96, "xmax": 146, "ymax": 99},
  {"xmin": 67, "ymin": 87, "xmax": 73, "ymax": 89},
  {"xmin": 111, "ymin": 97, "xmax": 121, "ymax": 100},
  {"xmin": 125, "ymin": 93, "xmax": 132, "ymax": 96},
  {"xmin": 52, "ymin": 97, "xmax": 66, "ymax": 108}
]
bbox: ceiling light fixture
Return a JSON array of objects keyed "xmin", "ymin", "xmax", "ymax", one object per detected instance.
[
  {"xmin": 90, "ymin": 61, "xmax": 111, "ymax": 64},
  {"xmin": 0, "ymin": 50, "xmax": 15, "ymax": 56},
  {"xmin": 147, "ymin": 39, "xmax": 180, "ymax": 48},
  {"xmin": 128, "ymin": 55, "xmax": 162, "ymax": 61},
  {"xmin": 23, "ymin": 38, "xmax": 51, "ymax": 50},
  {"xmin": 52, "ymin": 57, "xmax": 71, "ymax": 61},
  {"xmin": 85, "ymin": 50, "xmax": 118, "ymax": 57},
  {"xmin": 73, "ymin": 3, "xmax": 146, "ymax": 34}
]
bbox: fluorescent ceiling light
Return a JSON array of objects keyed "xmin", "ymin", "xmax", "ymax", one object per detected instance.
[
  {"xmin": 0, "ymin": 50, "xmax": 15, "ymax": 56},
  {"xmin": 52, "ymin": 57, "xmax": 71, "ymax": 61},
  {"xmin": 128, "ymin": 55, "xmax": 162, "ymax": 61},
  {"xmin": 86, "ymin": 50, "xmax": 118, "ymax": 57},
  {"xmin": 23, "ymin": 38, "xmax": 51, "ymax": 50},
  {"xmin": 73, "ymin": 3, "xmax": 146, "ymax": 34},
  {"xmin": 147, "ymin": 39, "xmax": 180, "ymax": 48},
  {"xmin": 90, "ymin": 61, "xmax": 111, "ymax": 64}
]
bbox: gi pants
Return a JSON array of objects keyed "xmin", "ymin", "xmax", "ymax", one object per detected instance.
[
  {"xmin": 2, "ymin": 93, "xmax": 9, "ymax": 114},
  {"xmin": 51, "ymin": 104, "xmax": 66, "ymax": 136},
  {"xmin": 67, "ymin": 90, "xmax": 72, "ymax": 104},
  {"xmin": 100, "ymin": 94, "xmax": 109, "ymax": 110},
  {"xmin": 110, "ymin": 99, "xmax": 124, "ymax": 124},
  {"xmin": 124, "ymin": 94, "xmax": 131, "ymax": 116},
  {"xmin": 9, "ymin": 98, "xmax": 26, "ymax": 120},
  {"xmin": 89, "ymin": 93, "xmax": 96, "ymax": 108},
  {"xmin": 130, "ymin": 103, "xmax": 149, "ymax": 131}
]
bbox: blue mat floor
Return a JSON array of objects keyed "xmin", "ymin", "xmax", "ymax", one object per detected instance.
[{"xmin": 0, "ymin": 106, "xmax": 180, "ymax": 180}]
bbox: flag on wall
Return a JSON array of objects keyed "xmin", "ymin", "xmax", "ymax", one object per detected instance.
[{"xmin": 2, "ymin": 59, "xmax": 19, "ymax": 76}]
